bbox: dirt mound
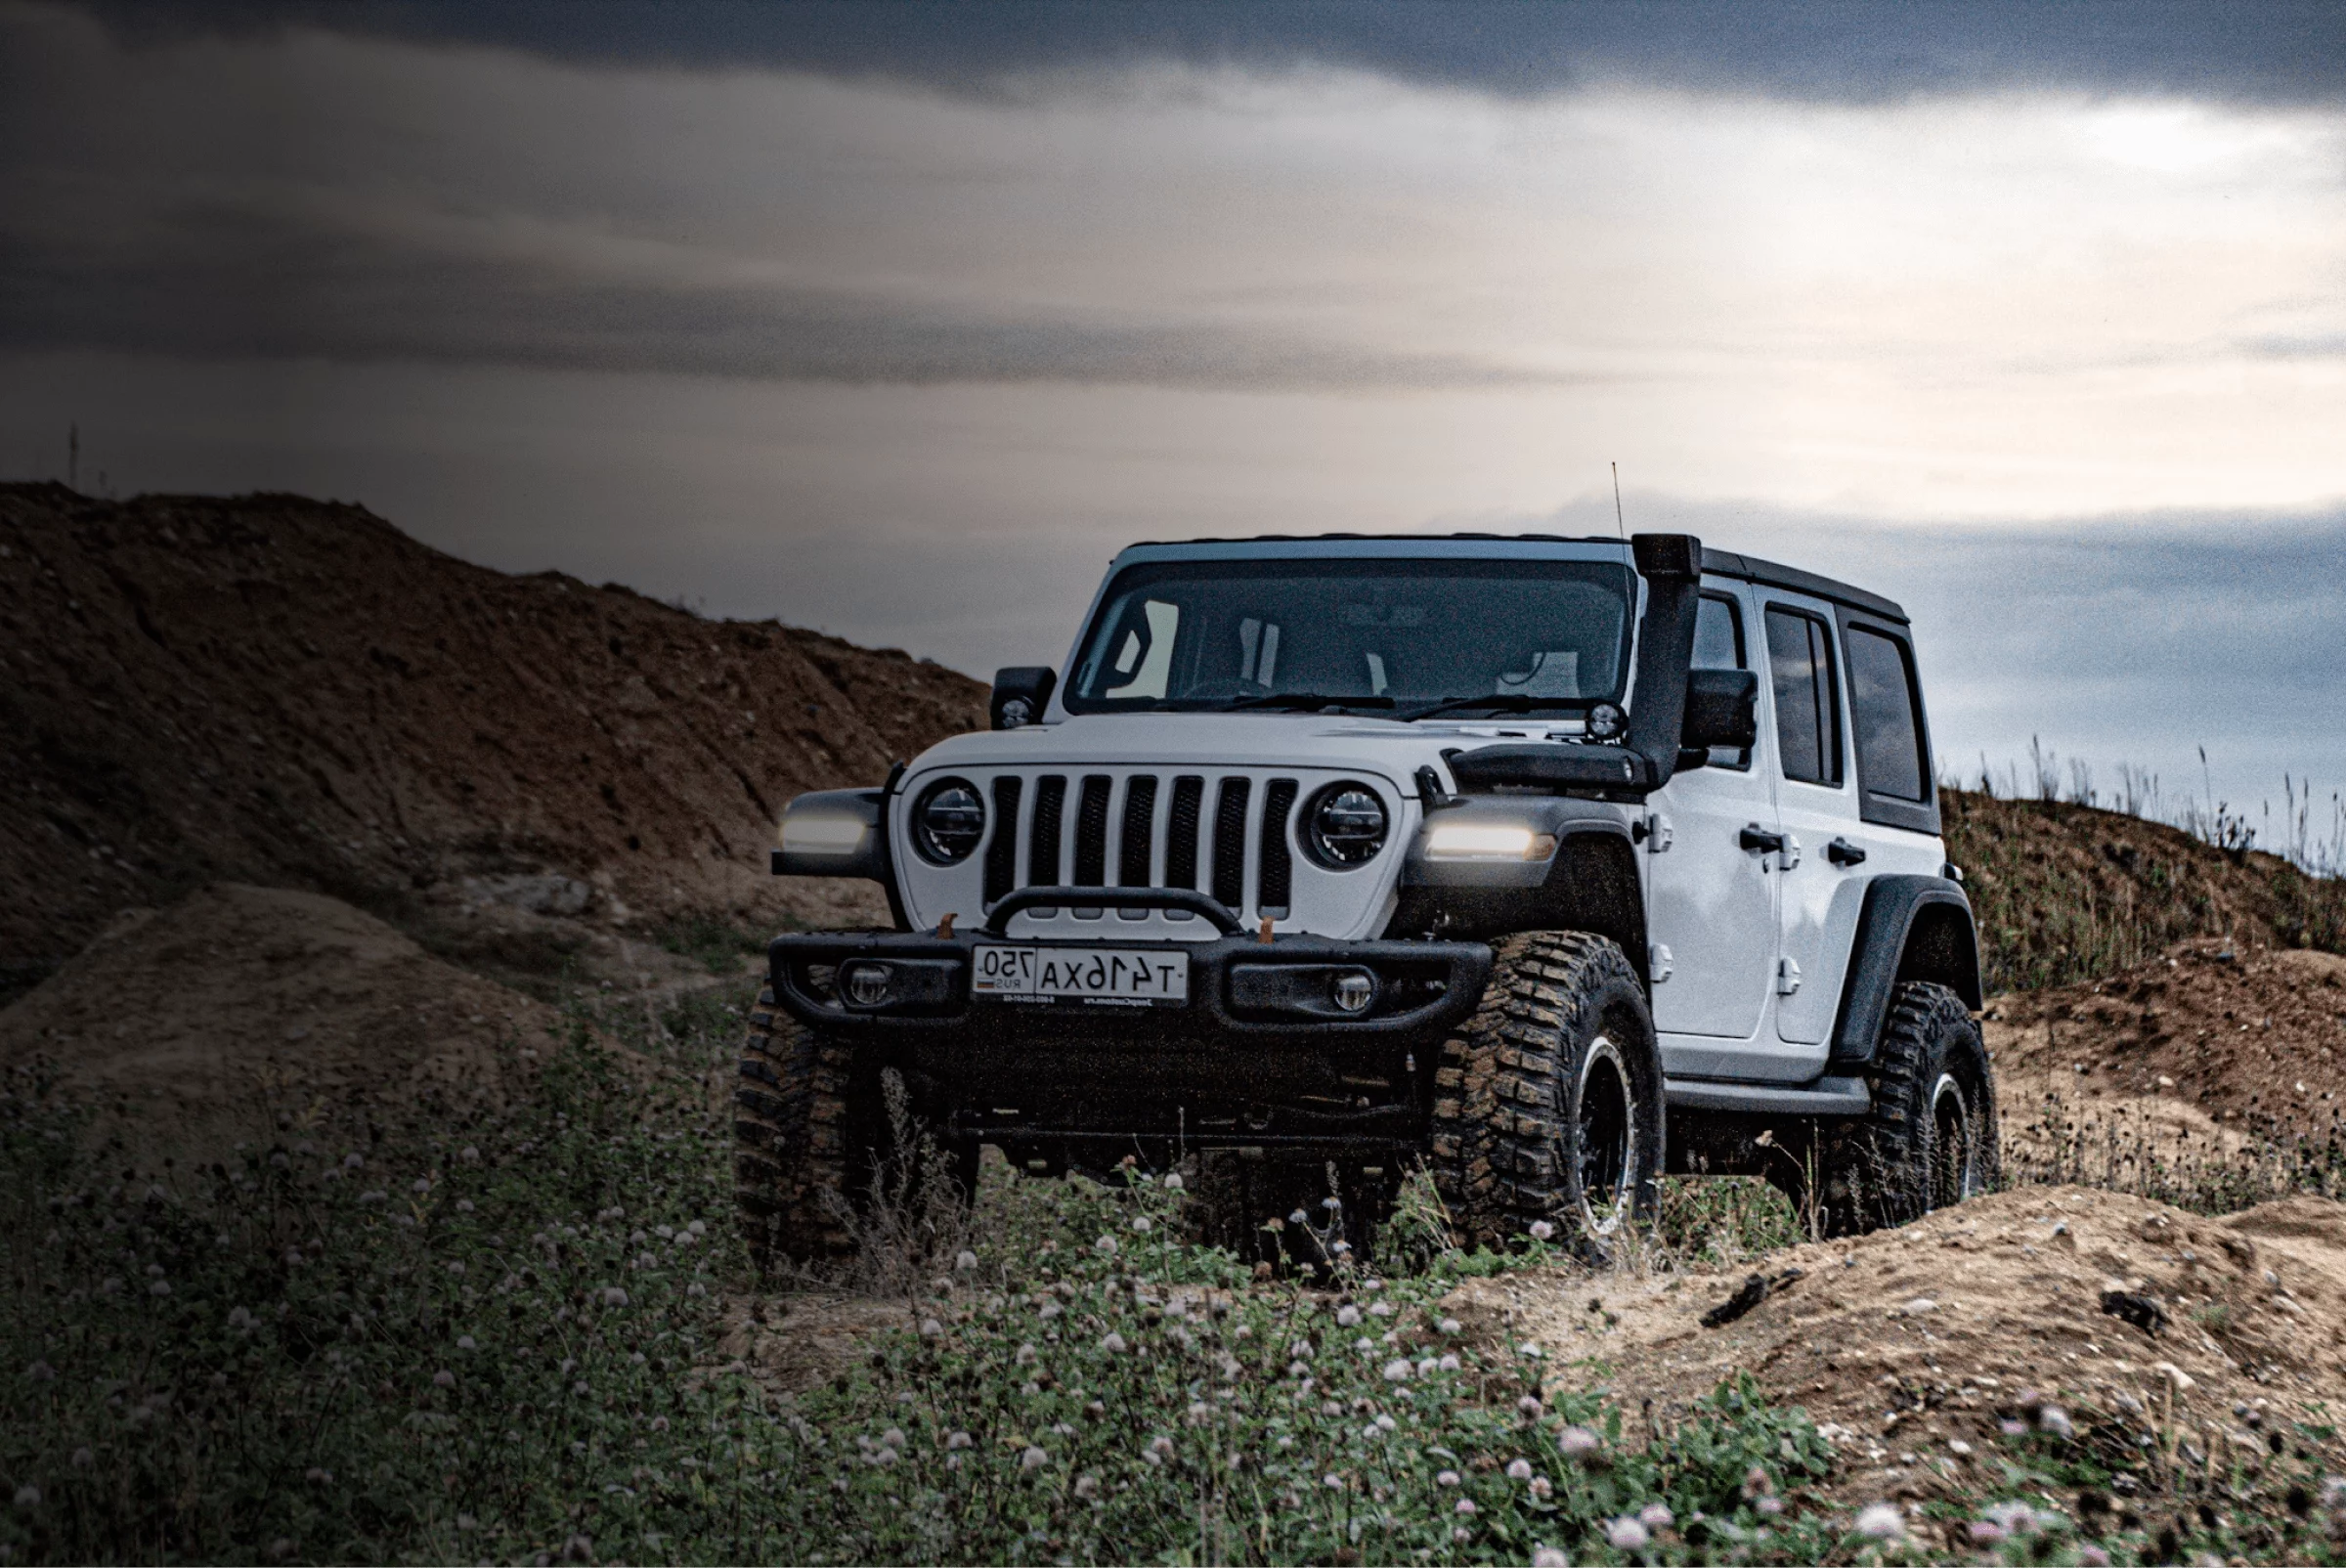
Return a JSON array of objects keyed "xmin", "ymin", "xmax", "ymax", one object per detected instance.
[
  {"xmin": 1987, "ymin": 939, "xmax": 2346, "ymax": 1144},
  {"xmin": 0, "ymin": 882, "xmax": 607, "ymax": 1163},
  {"xmin": 1449, "ymin": 1186, "xmax": 2346, "ymax": 1509},
  {"xmin": 0, "ymin": 483, "xmax": 988, "ymax": 990}
]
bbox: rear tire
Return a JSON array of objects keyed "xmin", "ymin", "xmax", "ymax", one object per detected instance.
[
  {"xmin": 1429, "ymin": 931, "xmax": 1665, "ymax": 1252},
  {"xmin": 1819, "ymin": 980, "xmax": 1998, "ymax": 1236},
  {"xmin": 733, "ymin": 988, "xmax": 871, "ymax": 1271}
]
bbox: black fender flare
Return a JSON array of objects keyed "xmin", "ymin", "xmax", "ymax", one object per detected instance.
[{"xmin": 1827, "ymin": 874, "xmax": 1981, "ymax": 1070}]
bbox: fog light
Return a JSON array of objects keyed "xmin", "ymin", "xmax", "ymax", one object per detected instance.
[
  {"xmin": 1424, "ymin": 824, "xmax": 1560, "ymax": 860},
  {"xmin": 1330, "ymin": 971, "xmax": 1375, "ymax": 1015},
  {"xmin": 844, "ymin": 962, "xmax": 892, "ymax": 1007}
]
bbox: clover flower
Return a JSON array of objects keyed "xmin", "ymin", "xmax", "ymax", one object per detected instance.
[
  {"xmin": 1440, "ymin": 1317, "xmax": 1462, "ymax": 1334},
  {"xmin": 1639, "ymin": 1503, "xmax": 1673, "ymax": 1530},
  {"xmin": 1382, "ymin": 1359, "xmax": 1412, "ymax": 1382},
  {"xmin": 1336, "ymin": 1305, "xmax": 1362, "ymax": 1328},
  {"xmin": 456, "ymin": 1335, "xmax": 476, "ymax": 1351},
  {"xmin": 1020, "ymin": 1446, "xmax": 1048, "ymax": 1472},
  {"xmin": 1074, "ymin": 1473, "xmax": 1099, "ymax": 1499},
  {"xmin": 2037, "ymin": 1406, "xmax": 2074, "ymax": 1439},
  {"xmin": 1439, "ymin": 1353, "xmax": 1461, "ymax": 1372},
  {"xmin": 945, "ymin": 1430, "xmax": 973, "ymax": 1451},
  {"xmin": 1131, "ymin": 1216, "xmax": 1152, "ymax": 1234},
  {"xmin": 1854, "ymin": 1502, "xmax": 1905, "ymax": 1541},
  {"xmin": 1533, "ymin": 1548, "xmax": 1569, "ymax": 1567},
  {"xmin": 433, "ymin": 1369, "xmax": 456, "ymax": 1388},
  {"xmin": 955, "ymin": 1249, "xmax": 978, "ymax": 1271},
  {"xmin": 1517, "ymin": 1394, "xmax": 1543, "ymax": 1416},
  {"xmin": 1507, "ymin": 1459, "xmax": 1534, "ymax": 1481},
  {"xmin": 1436, "ymin": 1469, "xmax": 1461, "ymax": 1488},
  {"xmin": 1529, "ymin": 1220, "xmax": 1555, "ymax": 1241},
  {"xmin": 1100, "ymin": 1331, "xmax": 1128, "ymax": 1354},
  {"xmin": 1455, "ymin": 1499, "xmax": 1477, "ymax": 1516},
  {"xmin": 1094, "ymin": 1236, "xmax": 1118, "ymax": 1258},
  {"xmin": 1605, "ymin": 1516, "xmax": 1649, "ymax": 1549},
  {"xmin": 1557, "ymin": 1425, "xmax": 1600, "ymax": 1459},
  {"xmin": 1162, "ymin": 1173, "xmax": 1184, "ymax": 1191},
  {"xmin": 1529, "ymin": 1476, "xmax": 1552, "ymax": 1500}
]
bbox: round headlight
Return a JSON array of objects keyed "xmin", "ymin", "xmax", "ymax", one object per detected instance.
[
  {"xmin": 911, "ymin": 778, "xmax": 985, "ymax": 864},
  {"xmin": 1305, "ymin": 782, "xmax": 1388, "ymax": 869}
]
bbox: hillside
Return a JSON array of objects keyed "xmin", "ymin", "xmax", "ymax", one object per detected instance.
[
  {"xmin": 1942, "ymin": 788, "xmax": 2346, "ymax": 994},
  {"xmin": 0, "ymin": 483, "xmax": 988, "ymax": 994}
]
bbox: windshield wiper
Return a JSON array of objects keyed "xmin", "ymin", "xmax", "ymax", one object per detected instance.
[
  {"xmin": 1395, "ymin": 693, "xmax": 1585, "ymax": 722},
  {"xmin": 1221, "ymin": 692, "xmax": 1397, "ymax": 713}
]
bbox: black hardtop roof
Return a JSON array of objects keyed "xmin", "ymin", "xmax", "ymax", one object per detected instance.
[{"xmin": 1119, "ymin": 532, "xmax": 1907, "ymax": 624}]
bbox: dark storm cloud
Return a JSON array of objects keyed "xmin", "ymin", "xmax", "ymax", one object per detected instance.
[
  {"xmin": 0, "ymin": 196, "xmax": 1573, "ymax": 390},
  {"xmin": 80, "ymin": 0, "xmax": 2346, "ymax": 107}
]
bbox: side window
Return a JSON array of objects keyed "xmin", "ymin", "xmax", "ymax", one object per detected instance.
[
  {"xmin": 1763, "ymin": 606, "xmax": 1842, "ymax": 788},
  {"xmin": 1845, "ymin": 625, "xmax": 1927, "ymax": 803},
  {"xmin": 1691, "ymin": 593, "xmax": 1750, "ymax": 770}
]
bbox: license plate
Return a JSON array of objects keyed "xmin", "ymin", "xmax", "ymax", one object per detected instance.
[{"xmin": 971, "ymin": 945, "xmax": 1190, "ymax": 1007}]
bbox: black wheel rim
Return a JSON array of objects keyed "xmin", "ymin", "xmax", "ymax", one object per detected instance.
[
  {"xmin": 1929, "ymin": 1071, "xmax": 1975, "ymax": 1209},
  {"xmin": 1576, "ymin": 1035, "xmax": 1637, "ymax": 1236}
]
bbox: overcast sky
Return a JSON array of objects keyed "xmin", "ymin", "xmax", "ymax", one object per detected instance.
[{"xmin": 4, "ymin": 0, "xmax": 2343, "ymax": 838}]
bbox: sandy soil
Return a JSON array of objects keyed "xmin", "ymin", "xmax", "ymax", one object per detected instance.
[
  {"xmin": 0, "ymin": 882, "xmax": 612, "ymax": 1164},
  {"xmin": 1447, "ymin": 1186, "xmax": 2346, "ymax": 1509}
]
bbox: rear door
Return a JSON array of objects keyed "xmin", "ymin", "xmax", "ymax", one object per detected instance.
[{"xmin": 1645, "ymin": 584, "xmax": 1780, "ymax": 1052}]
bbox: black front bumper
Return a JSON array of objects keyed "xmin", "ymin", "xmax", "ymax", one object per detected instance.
[{"xmin": 764, "ymin": 921, "xmax": 1493, "ymax": 1157}]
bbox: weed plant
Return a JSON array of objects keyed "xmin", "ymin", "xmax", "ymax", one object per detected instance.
[{"xmin": 5, "ymin": 977, "xmax": 2343, "ymax": 1564}]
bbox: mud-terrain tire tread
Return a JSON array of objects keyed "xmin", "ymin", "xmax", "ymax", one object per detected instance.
[
  {"xmin": 1428, "ymin": 931, "xmax": 1664, "ymax": 1251},
  {"xmin": 1821, "ymin": 980, "xmax": 1999, "ymax": 1236},
  {"xmin": 734, "ymin": 987, "xmax": 863, "ymax": 1269}
]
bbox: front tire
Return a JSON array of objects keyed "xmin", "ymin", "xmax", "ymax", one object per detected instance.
[
  {"xmin": 1429, "ymin": 932, "xmax": 1665, "ymax": 1251},
  {"xmin": 733, "ymin": 988, "xmax": 870, "ymax": 1271},
  {"xmin": 1819, "ymin": 980, "xmax": 1998, "ymax": 1236}
]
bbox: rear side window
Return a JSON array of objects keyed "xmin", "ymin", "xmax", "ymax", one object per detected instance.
[
  {"xmin": 1764, "ymin": 607, "xmax": 1842, "ymax": 787},
  {"xmin": 1691, "ymin": 593, "xmax": 1750, "ymax": 770},
  {"xmin": 1846, "ymin": 625, "xmax": 1928, "ymax": 803}
]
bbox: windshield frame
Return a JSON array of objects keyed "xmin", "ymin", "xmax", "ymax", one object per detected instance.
[{"xmin": 1056, "ymin": 543, "xmax": 1642, "ymax": 719}]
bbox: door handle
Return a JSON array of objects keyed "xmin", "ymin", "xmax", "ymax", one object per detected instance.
[
  {"xmin": 1738, "ymin": 824, "xmax": 1786, "ymax": 855},
  {"xmin": 1827, "ymin": 837, "xmax": 1868, "ymax": 867}
]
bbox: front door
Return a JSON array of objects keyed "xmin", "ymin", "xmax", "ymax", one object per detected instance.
[{"xmin": 1645, "ymin": 587, "xmax": 1779, "ymax": 1048}]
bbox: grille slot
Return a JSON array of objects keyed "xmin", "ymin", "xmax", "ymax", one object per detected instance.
[
  {"xmin": 983, "ymin": 775, "xmax": 1023, "ymax": 905},
  {"xmin": 1211, "ymin": 776, "xmax": 1252, "ymax": 910},
  {"xmin": 1118, "ymin": 774, "xmax": 1157, "ymax": 887},
  {"xmin": 1027, "ymin": 775, "xmax": 1066, "ymax": 887},
  {"xmin": 1072, "ymin": 774, "xmax": 1112, "ymax": 886},
  {"xmin": 1164, "ymin": 775, "xmax": 1204, "ymax": 891},
  {"xmin": 1258, "ymin": 778, "xmax": 1299, "ymax": 914}
]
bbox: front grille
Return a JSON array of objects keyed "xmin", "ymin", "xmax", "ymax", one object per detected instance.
[
  {"xmin": 1211, "ymin": 776, "xmax": 1251, "ymax": 910},
  {"xmin": 970, "ymin": 766, "xmax": 1306, "ymax": 923}
]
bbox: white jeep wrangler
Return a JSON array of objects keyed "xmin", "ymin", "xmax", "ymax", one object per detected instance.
[{"xmin": 738, "ymin": 532, "xmax": 1994, "ymax": 1265}]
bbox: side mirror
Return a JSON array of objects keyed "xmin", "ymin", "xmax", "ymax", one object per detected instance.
[
  {"xmin": 1681, "ymin": 667, "xmax": 1759, "ymax": 750},
  {"xmin": 991, "ymin": 666, "xmax": 1058, "ymax": 730}
]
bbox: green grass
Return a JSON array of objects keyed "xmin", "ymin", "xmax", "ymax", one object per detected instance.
[{"xmin": 3, "ymin": 982, "xmax": 2344, "ymax": 1564}]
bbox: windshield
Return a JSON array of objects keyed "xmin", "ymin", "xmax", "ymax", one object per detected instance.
[{"xmin": 1063, "ymin": 556, "xmax": 1636, "ymax": 716}]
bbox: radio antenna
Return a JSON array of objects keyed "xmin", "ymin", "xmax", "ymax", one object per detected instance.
[{"xmin": 1610, "ymin": 461, "xmax": 1626, "ymax": 541}]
